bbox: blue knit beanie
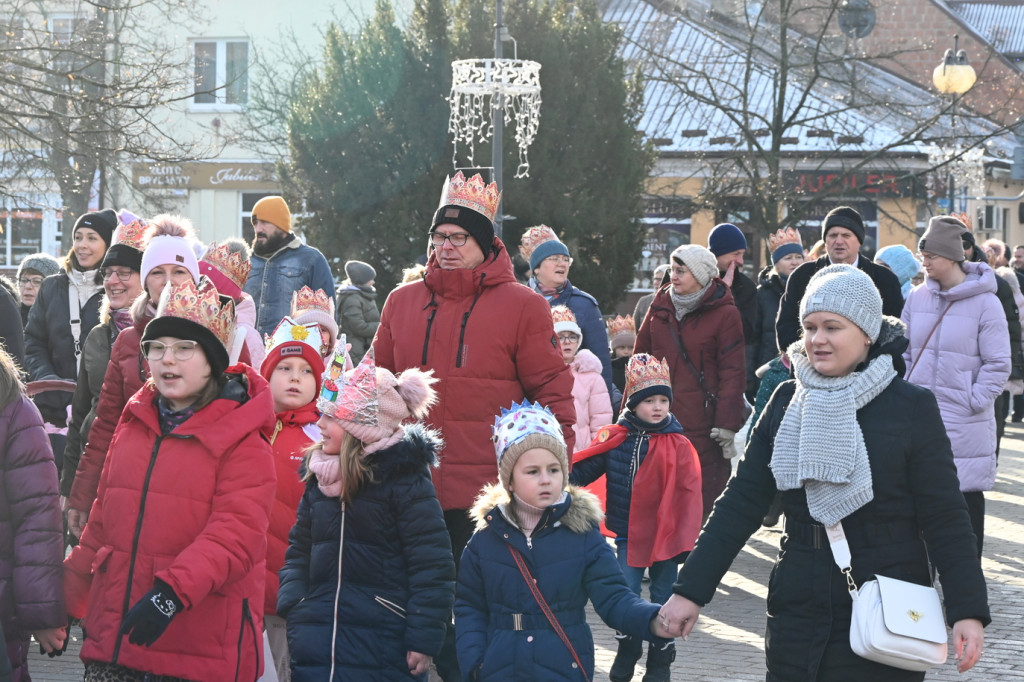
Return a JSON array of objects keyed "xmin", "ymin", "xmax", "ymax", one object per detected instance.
[
  {"xmin": 707, "ymin": 223, "xmax": 748, "ymax": 257},
  {"xmin": 874, "ymin": 245, "xmax": 920, "ymax": 288},
  {"xmin": 529, "ymin": 239, "xmax": 571, "ymax": 272}
]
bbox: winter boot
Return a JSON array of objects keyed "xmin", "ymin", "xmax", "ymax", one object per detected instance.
[
  {"xmin": 608, "ymin": 632, "xmax": 644, "ymax": 682},
  {"xmin": 641, "ymin": 641, "xmax": 675, "ymax": 682}
]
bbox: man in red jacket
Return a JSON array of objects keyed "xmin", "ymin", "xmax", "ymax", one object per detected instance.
[{"xmin": 373, "ymin": 172, "xmax": 576, "ymax": 681}]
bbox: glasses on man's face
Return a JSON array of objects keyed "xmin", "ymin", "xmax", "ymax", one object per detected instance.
[
  {"xmin": 102, "ymin": 266, "xmax": 135, "ymax": 282},
  {"xmin": 141, "ymin": 340, "xmax": 199, "ymax": 362},
  {"xmin": 18, "ymin": 276, "xmax": 43, "ymax": 287},
  {"xmin": 429, "ymin": 231, "xmax": 470, "ymax": 248}
]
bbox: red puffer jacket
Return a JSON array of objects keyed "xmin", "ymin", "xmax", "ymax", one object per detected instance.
[
  {"xmin": 374, "ymin": 238, "xmax": 576, "ymax": 510},
  {"xmin": 634, "ymin": 280, "xmax": 746, "ymax": 517},
  {"xmin": 264, "ymin": 402, "xmax": 319, "ymax": 616},
  {"xmin": 64, "ymin": 364, "xmax": 277, "ymax": 682}
]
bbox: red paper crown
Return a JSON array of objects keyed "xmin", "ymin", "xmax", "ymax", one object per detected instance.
[
  {"xmin": 154, "ymin": 278, "xmax": 236, "ymax": 349},
  {"xmin": 112, "ymin": 219, "xmax": 148, "ymax": 250},
  {"xmin": 291, "ymin": 286, "xmax": 334, "ymax": 318},
  {"xmin": 202, "ymin": 241, "xmax": 252, "ymax": 292},
  {"xmin": 551, "ymin": 305, "xmax": 577, "ymax": 326},
  {"xmin": 519, "ymin": 225, "xmax": 560, "ymax": 261},
  {"xmin": 437, "ymin": 171, "xmax": 501, "ymax": 223},
  {"xmin": 624, "ymin": 353, "xmax": 671, "ymax": 398},
  {"xmin": 606, "ymin": 314, "xmax": 636, "ymax": 337},
  {"xmin": 767, "ymin": 227, "xmax": 802, "ymax": 253}
]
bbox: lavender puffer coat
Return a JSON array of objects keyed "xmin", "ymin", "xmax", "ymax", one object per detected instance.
[{"xmin": 901, "ymin": 261, "xmax": 1010, "ymax": 491}]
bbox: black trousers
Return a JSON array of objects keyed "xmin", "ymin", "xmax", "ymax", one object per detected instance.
[
  {"xmin": 963, "ymin": 490, "xmax": 985, "ymax": 558},
  {"xmin": 433, "ymin": 508, "xmax": 477, "ymax": 682}
]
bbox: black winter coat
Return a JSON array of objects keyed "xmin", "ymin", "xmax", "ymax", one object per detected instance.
[
  {"xmin": 278, "ymin": 425, "xmax": 456, "ymax": 681},
  {"xmin": 728, "ymin": 269, "xmax": 759, "ymax": 392},
  {"xmin": 753, "ymin": 266, "xmax": 786, "ymax": 371},
  {"xmin": 0, "ymin": 288, "xmax": 24, "ymax": 369},
  {"xmin": 673, "ymin": 336, "xmax": 989, "ymax": 681}
]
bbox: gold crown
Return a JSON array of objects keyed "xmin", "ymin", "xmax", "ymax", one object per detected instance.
[
  {"xmin": 202, "ymin": 241, "xmax": 252, "ymax": 291},
  {"xmin": 607, "ymin": 314, "xmax": 636, "ymax": 337},
  {"xmin": 551, "ymin": 305, "xmax": 577, "ymax": 326},
  {"xmin": 437, "ymin": 172, "xmax": 501, "ymax": 223},
  {"xmin": 767, "ymin": 227, "xmax": 802, "ymax": 253},
  {"xmin": 519, "ymin": 225, "xmax": 560, "ymax": 261},
  {"xmin": 291, "ymin": 286, "xmax": 334, "ymax": 318},
  {"xmin": 154, "ymin": 278, "xmax": 236, "ymax": 350},
  {"xmin": 624, "ymin": 353, "xmax": 672, "ymax": 399},
  {"xmin": 951, "ymin": 212, "xmax": 973, "ymax": 230},
  {"xmin": 113, "ymin": 219, "xmax": 148, "ymax": 251}
]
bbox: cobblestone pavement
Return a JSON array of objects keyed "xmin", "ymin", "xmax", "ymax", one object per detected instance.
[{"xmin": 30, "ymin": 424, "xmax": 1024, "ymax": 681}]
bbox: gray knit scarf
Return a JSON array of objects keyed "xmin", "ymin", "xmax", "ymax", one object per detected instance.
[
  {"xmin": 669, "ymin": 281, "xmax": 711, "ymax": 320},
  {"xmin": 770, "ymin": 342, "xmax": 897, "ymax": 526}
]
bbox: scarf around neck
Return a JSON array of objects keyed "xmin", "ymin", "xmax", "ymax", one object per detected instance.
[
  {"xmin": 669, "ymin": 281, "xmax": 711, "ymax": 320},
  {"xmin": 770, "ymin": 342, "xmax": 897, "ymax": 526}
]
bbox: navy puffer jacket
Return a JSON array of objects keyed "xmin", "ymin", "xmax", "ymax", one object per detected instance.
[
  {"xmin": 569, "ymin": 410, "xmax": 684, "ymax": 537},
  {"xmin": 278, "ymin": 425, "xmax": 455, "ymax": 681}
]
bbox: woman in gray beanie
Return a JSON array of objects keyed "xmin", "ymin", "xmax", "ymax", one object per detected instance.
[
  {"xmin": 16, "ymin": 252, "xmax": 61, "ymax": 326},
  {"xmin": 634, "ymin": 243, "xmax": 747, "ymax": 523},
  {"xmin": 335, "ymin": 259, "xmax": 380, "ymax": 363},
  {"xmin": 659, "ymin": 264, "xmax": 988, "ymax": 680}
]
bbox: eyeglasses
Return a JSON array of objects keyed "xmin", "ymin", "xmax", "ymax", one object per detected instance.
[
  {"xmin": 670, "ymin": 266, "xmax": 690, "ymax": 277},
  {"xmin": 141, "ymin": 340, "xmax": 199, "ymax": 362},
  {"xmin": 916, "ymin": 253, "xmax": 943, "ymax": 264},
  {"xmin": 557, "ymin": 333, "xmax": 580, "ymax": 344},
  {"xmin": 18, "ymin": 276, "xmax": 43, "ymax": 287},
  {"xmin": 102, "ymin": 266, "xmax": 135, "ymax": 282},
  {"xmin": 429, "ymin": 231, "xmax": 471, "ymax": 248},
  {"xmin": 545, "ymin": 255, "xmax": 573, "ymax": 265}
]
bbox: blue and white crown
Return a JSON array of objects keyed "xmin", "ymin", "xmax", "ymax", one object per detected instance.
[{"xmin": 492, "ymin": 400, "xmax": 565, "ymax": 462}]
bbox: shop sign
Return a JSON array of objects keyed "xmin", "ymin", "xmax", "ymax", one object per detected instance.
[
  {"xmin": 783, "ymin": 171, "xmax": 918, "ymax": 198},
  {"xmin": 133, "ymin": 162, "xmax": 277, "ymax": 190}
]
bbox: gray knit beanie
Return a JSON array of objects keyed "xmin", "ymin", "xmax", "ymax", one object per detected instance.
[
  {"xmin": 17, "ymin": 252, "xmax": 61, "ymax": 281},
  {"xmin": 800, "ymin": 264, "xmax": 882, "ymax": 342},
  {"xmin": 345, "ymin": 260, "xmax": 376, "ymax": 286},
  {"xmin": 918, "ymin": 216, "xmax": 967, "ymax": 263},
  {"xmin": 669, "ymin": 244, "xmax": 719, "ymax": 287}
]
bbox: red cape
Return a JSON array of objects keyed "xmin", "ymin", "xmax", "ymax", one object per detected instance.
[{"xmin": 574, "ymin": 424, "xmax": 703, "ymax": 567}]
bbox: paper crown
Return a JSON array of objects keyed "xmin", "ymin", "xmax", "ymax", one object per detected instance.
[
  {"xmin": 291, "ymin": 286, "xmax": 334, "ymax": 318},
  {"xmin": 607, "ymin": 314, "xmax": 636, "ymax": 337},
  {"xmin": 551, "ymin": 305, "xmax": 581, "ymax": 337},
  {"xmin": 624, "ymin": 353, "xmax": 672, "ymax": 398},
  {"xmin": 767, "ymin": 227, "xmax": 802, "ymax": 253},
  {"xmin": 318, "ymin": 345, "xmax": 378, "ymax": 425},
  {"xmin": 202, "ymin": 241, "xmax": 252, "ymax": 292},
  {"xmin": 437, "ymin": 171, "xmax": 501, "ymax": 224},
  {"xmin": 153, "ymin": 278, "xmax": 236, "ymax": 349},
  {"xmin": 519, "ymin": 225, "xmax": 560, "ymax": 261},
  {"xmin": 264, "ymin": 316, "xmax": 322, "ymax": 355},
  {"xmin": 951, "ymin": 212, "xmax": 973, "ymax": 230},
  {"xmin": 492, "ymin": 400, "xmax": 565, "ymax": 461},
  {"xmin": 112, "ymin": 219, "xmax": 148, "ymax": 251}
]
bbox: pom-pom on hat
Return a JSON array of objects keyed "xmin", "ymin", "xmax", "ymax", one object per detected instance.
[
  {"xmin": 251, "ymin": 195, "xmax": 292, "ymax": 233},
  {"xmin": 290, "ymin": 286, "xmax": 338, "ymax": 357},
  {"xmin": 551, "ymin": 305, "xmax": 581, "ymax": 338},
  {"xmin": 318, "ymin": 349, "xmax": 438, "ymax": 454},
  {"xmin": 17, "ymin": 252, "xmax": 61, "ymax": 281},
  {"xmin": 607, "ymin": 314, "xmax": 636, "ymax": 349},
  {"xmin": 918, "ymin": 216, "xmax": 967, "ymax": 263},
  {"xmin": 767, "ymin": 227, "xmax": 804, "ymax": 264},
  {"xmin": 493, "ymin": 401, "xmax": 568, "ymax": 491},
  {"xmin": 707, "ymin": 223, "xmax": 747, "ymax": 257},
  {"xmin": 142, "ymin": 278, "xmax": 236, "ymax": 377},
  {"xmin": 800, "ymin": 264, "xmax": 882, "ymax": 343},
  {"xmin": 821, "ymin": 206, "xmax": 866, "ymax": 244},
  {"xmin": 521, "ymin": 225, "xmax": 571, "ymax": 272},
  {"xmin": 73, "ymin": 209, "xmax": 118, "ymax": 249},
  {"xmin": 431, "ymin": 172, "xmax": 500, "ymax": 259},
  {"xmin": 200, "ymin": 240, "xmax": 252, "ymax": 300},
  {"xmin": 624, "ymin": 353, "xmax": 673, "ymax": 410},
  {"xmin": 345, "ymin": 260, "xmax": 376, "ymax": 286},
  {"xmin": 669, "ymin": 244, "xmax": 719, "ymax": 287},
  {"xmin": 140, "ymin": 215, "xmax": 200, "ymax": 286},
  {"xmin": 260, "ymin": 316, "xmax": 326, "ymax": 396}
]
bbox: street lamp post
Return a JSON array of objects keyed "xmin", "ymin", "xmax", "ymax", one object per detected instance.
[{"xmin": 932, "ymin": 34, "xmax": 978, "ymax": 214}]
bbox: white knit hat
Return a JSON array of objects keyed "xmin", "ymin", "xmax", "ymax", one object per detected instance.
[
  {"xmin": 669, "ymin": 244, "xmax": 719, "ymax": 286},
  {"xmin": 800, "ymin": 264, "xmax": 882, "ymax": 342}
]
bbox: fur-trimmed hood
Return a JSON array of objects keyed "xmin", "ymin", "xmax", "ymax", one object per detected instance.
[
  {"xmin": 365, "ymin": 423, "xmax": 444, "ymax": 481},
  {"xmin": 469, "ymin": 482, "xmax": 603, "ymax": 535}
]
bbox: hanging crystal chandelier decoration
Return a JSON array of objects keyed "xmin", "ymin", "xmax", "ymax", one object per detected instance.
[
  {"xmin": 928, "ymin": 145, "xmax": 985, "ymax": 198},
  {"xmin": 448, "ymin": 58, "xmax": 542, "ymax": 178}
]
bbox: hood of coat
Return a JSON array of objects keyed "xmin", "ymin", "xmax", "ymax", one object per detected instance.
[
  {"xmin": 234, "ymin": 292, "xmax": 257, "ymax": 326},
  {"xmin": 571, "ymin": 348, "xmax": 603, "ymax": 374},
  {"xmin": 338, "ymin": 283, "xmax": 377, "ymax": 298},
  {"xmin": 926, "ymin": 259, "xmax": 998, "ymax": 302},
  {"xmin": 648, "ymin": 277, "xmax": 735, "ymax": 320},
  {"xmin": 125, "ymin": 362, "xmax": 276, "ymax": 456},
  {"xmin": 422, "ymin": 237, "xmax": 517, "ymax": 301},
  {"xmin": 365, "ymin": 423, "xmax": 444, "ymax": 481},
  {"xmin": 469, "ymin": 482, "xmax": 603, "ymax": 535},
  {"xmin": 757, "ymin": 265, "xmax": 785, "ymax": 293}
]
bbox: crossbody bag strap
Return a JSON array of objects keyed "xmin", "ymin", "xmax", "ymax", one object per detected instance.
[
  {"xmin": 669, "ymin": 320, "xmax": 717, "ymax": 409},
  {"xmin": 825, "ymin": 522, "xmax": 859, "ymax": 598},
  {"xmin": 905, "ymin": 303, "xmax": 952, "ymax": 381},
  {"xmin": 506, "ymin": 544, "xmax": 590, "ymax": 682},
  {"xmin": 67, "ymin": 278, "xmax": 85, "ymax": 373}
]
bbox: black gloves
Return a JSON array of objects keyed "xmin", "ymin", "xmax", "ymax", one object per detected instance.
[{"xmin": 119, "ymin": 579, "xmax": 184, "ymax": 647}]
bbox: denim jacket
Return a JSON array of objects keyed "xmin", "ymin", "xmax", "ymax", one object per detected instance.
[{"xmin": 244, "ymin": 238, "xmax": 336, "ymax": 336}]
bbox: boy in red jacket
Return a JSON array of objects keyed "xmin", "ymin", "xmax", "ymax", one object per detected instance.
[{"xmin": 260, "ymin": 317, "xmax": 327, "ymax": 681}]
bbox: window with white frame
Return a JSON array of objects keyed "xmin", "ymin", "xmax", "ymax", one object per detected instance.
[{"xmin": 192, "ymin": 39, "xmax": 249, "ymax": 107}]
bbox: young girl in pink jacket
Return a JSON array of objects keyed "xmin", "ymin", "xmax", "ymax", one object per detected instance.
[{"xmin": 553, "ymin": 306, "xmax": 612, "ymax": 452}]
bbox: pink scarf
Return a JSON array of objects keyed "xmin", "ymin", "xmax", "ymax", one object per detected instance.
[{"xmin": 307, "ymin": 448, "xmax": 342, "ymax": 498}]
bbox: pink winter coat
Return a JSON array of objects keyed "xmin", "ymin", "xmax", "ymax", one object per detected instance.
[
  {"xmin": 901, "ymin": 261, "xmax": 1010, "ymax": 492},
  {"xmin": 232, "ymin": 293, "xmax": 266, "ymax": 367},
  {"xmin": 570, "ymin": 349, "xmax": 613, "ymax": 452}
]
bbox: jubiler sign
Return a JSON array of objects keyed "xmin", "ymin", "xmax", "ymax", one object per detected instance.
[{"xmin": 133, "ymin": 162, "xmax": 277, "ymax": 190}]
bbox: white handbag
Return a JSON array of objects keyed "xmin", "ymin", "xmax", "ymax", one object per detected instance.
[{"xmin": 826, "ymin": 522, "xmax": 948, "ymax": 672}]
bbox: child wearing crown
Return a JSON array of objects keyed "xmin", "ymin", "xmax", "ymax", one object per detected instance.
[
  {"xmin": 553, "ymin": 305, "xmax": 612, "ymax": 452},
  {"xmin": 569, "ymin": 354, "xmax": 703, "ymax": 682},
  {"xmin": 63, "ymin": 278, "xmax": 277, "ymax": 681},
  {"xmin": 455, "ymin": 401, "xmax": 674, "ymax": 681},
  {"xmin": 277, "ymin": 350, "xmax": 455, "ymax": 681},
  {"xmin": 607, "ymin": 314, "xmax": 637, "ymax": 420},
  {"xmin": 258, "ymin": 317, "xmax": 327, "ymax": 681}
]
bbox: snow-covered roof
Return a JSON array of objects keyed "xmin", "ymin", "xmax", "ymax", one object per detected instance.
[{"xmin": 948, "ymin": 1, "xmax": 1024, "ymax": 59}]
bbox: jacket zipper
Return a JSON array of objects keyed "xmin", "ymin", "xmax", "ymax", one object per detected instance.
[
  {"xmin": 455, "ymin": 275, "xmax": 486, "ymax": 368},
  {"xmin": 233, "ymin": 598, "xmax": 258, "ymax": 682},
  {"xmin": 629, "ymin": 431, "xmax": 647, "ymax": 490},
  {"xmin": 421, "ymin": 306, "xmax": 437, "ymax": 365},
  {"xmin": 113, "ymin": 434, "xmax": 164, "ymax": 663}
]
